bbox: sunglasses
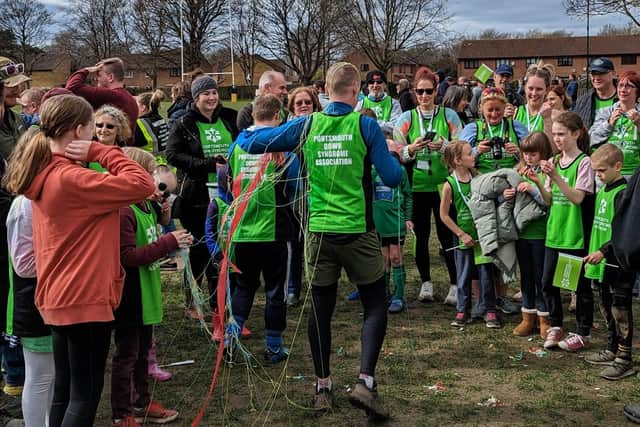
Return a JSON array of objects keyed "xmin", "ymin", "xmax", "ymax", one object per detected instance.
[
  {"xmin": 415, "ymin": 88, "xmax": 435, "ymax": 95},
  {"xmin": 0, "ymin": 62, "xmax": 24, "ymax": 80},
  {"xmin": 295, "ymin": 99, "xmax": 313, "ymax": 106},
  {"xmin": 96, "ymin": 122, "xmax": 116, "ymax": 129},
  {"xmin": 368, "ymin": 79, "xmax": 384, "ymax": 85}
]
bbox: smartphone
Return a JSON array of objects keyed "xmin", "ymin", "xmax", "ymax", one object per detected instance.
[{"xmin": 423, "ymin": 131, "xmax": 437, "ymax": 142}]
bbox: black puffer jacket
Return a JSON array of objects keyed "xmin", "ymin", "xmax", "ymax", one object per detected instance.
[
  {"xmin": 166, "ymin": 104, "xmax": 238, "ymax": 209},
  {"xmin": 575, "ymin": 88, "xmax": 618, "ymax": 129}
]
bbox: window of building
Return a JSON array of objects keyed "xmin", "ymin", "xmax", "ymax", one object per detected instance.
[
  {"xmin": 525, "ymin": 57, "xmax": 540, "ymax": 67},
  {"xmin": 360, "ymin": 63, "xmax": 370, "ymax": 72},
  {"xmin": 557, "ymin": 57, "xmax": 573, "ymax": 67},
  {"xmin": 169, "ymin": 67, "xmax": 180, "ymax": 77},
  {"xmin": 621, "ymin": 55, "xmax": 637, "ymax": 65},
  {"xmin": 124, "ymin": 70, "xmax": 134, "ymax": 79},
  {"xmin": 464, "ymin": 59, "xmax": 479, "ymax": 69},
  {"xmin": 495, "ymin": 59, "xmax": 510, "ymax": 68}
]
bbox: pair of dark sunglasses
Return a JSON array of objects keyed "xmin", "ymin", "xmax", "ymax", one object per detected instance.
[
  {"xmin": 415, "ymin": 88, "xmax": 434, "ymax": 95},
  {"xmin": 96, "ymin": 122, "xmax": 116, "ymax": 129},
  {"xmin": 295, "ymin": 99, "xmax": 313, "ymax": 106},
  {"xmin": 368, "ymin": 79, "xmax": 384, "ymax": 85}
]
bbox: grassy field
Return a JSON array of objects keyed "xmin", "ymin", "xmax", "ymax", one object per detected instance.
[{"xmin": 93, "ymin": 233, "xmax": 640, "ymax": 426}]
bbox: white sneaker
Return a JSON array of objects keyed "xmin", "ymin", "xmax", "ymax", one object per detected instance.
[
  {"xmin": 418, "ymin": 281, "xmax": 434, "ymax": 302},
  {"xmin": 444, "ymin": 285, "xmax": 457, "ymax": 306}
]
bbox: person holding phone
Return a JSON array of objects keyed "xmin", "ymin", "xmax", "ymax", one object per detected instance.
[{"xmin": 395, "ymin": 67, "xmax": 463, "ymax": 305}]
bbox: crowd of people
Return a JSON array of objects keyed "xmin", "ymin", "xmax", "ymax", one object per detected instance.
[{"xmin": 0, "ymin": 52, "xmax": 639, "ymax": 426}]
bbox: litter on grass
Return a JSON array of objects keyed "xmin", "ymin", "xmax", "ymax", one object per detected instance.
[
  {"xmin": 477, "ymin": 396, "xmax": 504, "ymax": 407},
  {"xmin": 424, "ymin": 382, "xmax": 446, "ymax": 392},
  {"xmin": 509, "ymin": 352, "xmax": 524, "ymax": 361},
  {"xmin": 528, "ymin": 347, "xmax": 548, "ymax": 357},
  {"xmin": 159, "ymin": 359, "xmax": 195, "ymax": 368}
]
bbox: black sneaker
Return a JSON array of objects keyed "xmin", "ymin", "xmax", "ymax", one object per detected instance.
[
  {"xmin": 348, "ymin": 379, "xmax": 389, "ymax": 421},
  {"xmin": 496, "ymin": 296, "xmax": 519, "ymax": 315},
  {"xmin": 310, "ymin": 387, "xmax": 333, "ymax": 413},
  {"xmin": 600, "ymin": 358, "xmax": 636, "ymax": 380}
]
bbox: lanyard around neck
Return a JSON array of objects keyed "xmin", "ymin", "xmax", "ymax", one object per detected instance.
[
  {"xmin": 525, "ymin": 104, "xmax": 542, "ymax": 132},
  {"xmin": 453, "ymin": 171, "xmax": 471, "ymax": 206},
  {"xmin": 485, "ymin": 119, "xmax": 504, "ymax": 139},
  {"xmin": 417, "ymin": 107, "xmax": 436, "ymax": 137}
]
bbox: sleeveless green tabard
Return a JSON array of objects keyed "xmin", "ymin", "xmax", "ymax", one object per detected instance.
[
  {"xmin": 608, "ymin": 115, "xmax": 640, "ymax": 176},
  {"xmin": 515, "ymin": 105, "xmax": 544, "ymax": 133},
  {"xmin": 545, "ymin": 153, "xmax": 587, "ymax": 249},
  {"xmin": 475, "ymin": 119, "xmax": 519, "ymax": 173},
  {"xmin": 131, "ymin": 202, "xmax": 163, "ymax": 325},
  {"xmin": 362, "ymin": 96, "xmax": 392, "ymax": 121},
  {"xmin": 585, "ymin": 182, "xmax": 626, "ymax": 280},
  {"xmin": 228, "ymin": 144, "xmax": 277, "ymax": 242},
  {"xmin": 197, "ymin": 120, "xmax": 233, "ymax": 183},
  {"xmin": 302, "ymin": 111, "xmax": 368, "ymax": 233},
  {"xmin": 446, "ymin": 174, "xmax": 477, "ymax": 247},
  {"xmin": 519, "ymin": 171, "xmax": 548, "ymax": 240},
  {"xmin": 408, "ymin": 107, "xmax": 450, "ymax": 192}
]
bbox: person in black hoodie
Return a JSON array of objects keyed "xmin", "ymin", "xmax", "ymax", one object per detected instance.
[
  {"xmin": 134, "ymin": 90, "xmax": 169, "ymax": 157},
  {"xmin": 167, "ymin": 81, "xmax": 192, "ymax": 131},
  {"xmin": 165, "ymin": 75, "xmax": 238, "ymax": 324}
]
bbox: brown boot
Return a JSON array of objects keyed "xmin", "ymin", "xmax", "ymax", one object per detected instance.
[
  {"xmin": 538, "ymin": 313, "xmax": 550, "ymax": 339},
  {"xmin": 513, "ymin": 310, "xmax": 537, "ymax": 336}
]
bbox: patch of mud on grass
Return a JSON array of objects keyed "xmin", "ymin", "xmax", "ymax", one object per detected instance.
[{"xmin": 95, "ymin": 234, "xmax": 640, "ymax": 426}]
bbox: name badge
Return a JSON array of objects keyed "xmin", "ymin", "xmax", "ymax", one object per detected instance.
[{"xmin": 417, "ymin": 160, "xmax": 431, "ymax": 171}]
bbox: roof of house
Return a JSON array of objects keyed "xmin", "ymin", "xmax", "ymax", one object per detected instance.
[
  {"xmin": 458, "ymin": 35, "xmax": 640, "ymax": 59},
  {"xmin": 31, "ymin": 52, "xmax": 72, "ymax": 72}
]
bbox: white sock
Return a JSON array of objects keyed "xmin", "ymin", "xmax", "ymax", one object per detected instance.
[{"xmin": 359, "ymin": 374, "xmax": 374, "ymax": 389}]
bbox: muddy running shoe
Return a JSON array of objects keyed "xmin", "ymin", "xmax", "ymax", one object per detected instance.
[
  {"xmin": 348, "ymin": 379, "xmax": 389, "ymax": 421},
  {"xmin": 624, "ymin": 403, "xmax": 640, "ymax": 424},
  {"xmin": 310, "ymin": 387, "xmax": 334, "ymax": 412},
  {"xmin": 264, "ymin": 346, "xmax": 289, "ymax": 364},
  {"xmin": 496, "ymin": 296, "xmax": 519, "ymax": 315},
  {"xmin": 450, "ymin": 312, "xmax": 470, "ymax": 327},
  {"xmin": 558, "ymin": 333, "xmax": 590, "ymax": 352},
  {"xmin": 485, "ymin": 311, "xmax": 502, "ymax": 329},
  {"xmin": 444, "ymin": 285, "xmax": 457, "ymax": 306},
  {"xmin": 388, "ymin": 298, "xmax": 405, "ymax": 314},
  {"xmin": 584, "ymin": 349, "xmax": 616, "ymax": 366},
  {"xmin": 418, "ymin": 281, "xmax": 434, "ymax": 302},
  {"xmin": 133, "ymin": 400, "xmax": 178, "ymax": 424},
  {"xmin": 600, "ymin": 358, "xmax": 636, "ymax": 380},
  {"xmin": 543, "ymin": 327, "xmax": 565, "ymax": 349}
]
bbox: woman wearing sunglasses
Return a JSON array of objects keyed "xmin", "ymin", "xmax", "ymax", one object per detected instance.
[
  {"xmin": 395, "ymin": 67, "xmax": 463, "ymax": 305},
  {"xmin": 590, "ymin": 71, "xmax": 640, "ymax": 179},
  {"xmin": 287, "ymin": 86, "xmax": 321, "ymax": 118},
  {"xmin": 87, "ymin": 106, "xmax": 132, "ymax": 173}
]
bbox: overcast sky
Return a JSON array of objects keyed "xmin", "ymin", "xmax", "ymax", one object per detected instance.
[{"xmin": 40, "ymin": 0, "xmax": 626, "ymax": 39}]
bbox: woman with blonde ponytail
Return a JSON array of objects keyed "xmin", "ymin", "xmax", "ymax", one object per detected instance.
[
  {"xmin": 134, "ymin": 89, "xmax": 169, "ymax": 157},
  {"xmin": 514, "ymin": 61, "xmax": 556, "ymax": 140},
  {"xmin": 4, "ymin": 94, "xmax": 155, "ymax": 426}
]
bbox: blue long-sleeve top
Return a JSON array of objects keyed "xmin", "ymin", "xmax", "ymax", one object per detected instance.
[{"xmin": 235, "ymin": 102, "xmax": 402, "ymax": 188}]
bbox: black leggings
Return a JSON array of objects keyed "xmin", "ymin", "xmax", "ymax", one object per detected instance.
[
  {"xmin": 181, "ymin": 206, "xmax": 217, "ymax": 310},
  {"xmin": 308, "ymin": 277, "xmax": 387, "ymax": 379},
  {"xmin": 412, "ymin": 191, "xmax": 456, "ymax": 284},
  {"xmin": 50, "ymin": 322, "xmax": 112, "ymax": 427}
]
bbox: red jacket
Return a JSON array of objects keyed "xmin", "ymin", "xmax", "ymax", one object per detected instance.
[
  {"xmin": 66, "ymin": 69, "xmax": 139, "ymax": 136},
  {"xmin": 24, "ymin": 143, "xmax": 155, "ymax": 325}
]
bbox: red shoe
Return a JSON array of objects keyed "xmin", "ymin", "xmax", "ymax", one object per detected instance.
[
  {"xmin": 148, "ymin": 363, "xmax": 172, "ymax": 382},
  {"xmin": 212, "ymin": 312, "xmax": 224, "ymax": 342},
  {"xmin": 113, "ymin": 415, "xmax": 140, "ymax": 426},
  {"xmin": 241, "ymin": 325, "xmax": 252, "ymax": 338},
  {"xmin": 134, "ymin": 400, "xmax": 178, "ymax": 424}
]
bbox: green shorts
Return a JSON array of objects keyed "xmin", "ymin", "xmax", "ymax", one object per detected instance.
[{"xmin": 306, "ymin": 230, "xmax": 384, "ymax": 286}]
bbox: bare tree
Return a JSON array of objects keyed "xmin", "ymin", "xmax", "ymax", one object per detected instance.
[
  {"xmin": 260, "ymin": 0, "xmax": 342, "ymax": 84},
  {"xmin": 598, "ymin": 22, "xmax": 640, "ymax": 35},
  {"xmin": 341, "ymin": 0, "xmax": 449, "ymax": 76},
  {"xmin": 160, "ymin": 0, "xmax": 227, "ymax": 71},
  {"xmin": 0, "ymin": 0, "xmax": 52, "ymax": 71},
  {"xmin": 231, "ymin": 0, "xmax": 261, "ymax": 85},
  {"xmin": 66, "ymin": 0, "xmax": 132, "ymax": 63},
  {"xmin": 564, "ymin": 0, "xmax": 640, "ymax": 28}
]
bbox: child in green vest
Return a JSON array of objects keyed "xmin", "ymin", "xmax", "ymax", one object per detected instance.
[
  {"xmin": 513, "ymin": 132, "xmax": 552, "ymax": 338},
  {"xmin": 440, "ymin": 141, "xmax": 501, "ymax": 329},
  {"xmin": 372, "ymin": 130, "xmax": 413, "ymax": 313},
  {"xmin": 539, "ymin": 112, "xmax": 596, "ymax": 352},
  {"xmin": 111, "ymin": 148, "xmax": 193, "ymax": 426},
  {"xmin": 583, "ymin": 143, "xmax": 635, "ymax": 380}
]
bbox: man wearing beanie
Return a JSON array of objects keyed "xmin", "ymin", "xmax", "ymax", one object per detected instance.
[
  {"xmin": 166, "ymin": 75, "xmax": 238, "ymax": 332},
  {"xmin": 356, "ymin": 69, "xmax": 401, "ymax": 127},
  {"xmin": 65, "ymin": 57, "xmax": 138, "ymax": 135}
]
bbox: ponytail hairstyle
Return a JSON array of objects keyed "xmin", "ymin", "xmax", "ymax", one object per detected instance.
[
  {"xmin": 554, "ymin": 111, "xmax": 590, "ymax": 154},
  {"xmin": 3, "ymin": 94, "xmax": 93, "ymax": 194},
  {"xmin": 547, "ymin": 85, "xmax": 571, "ymax": 110},
  {"xmin": 525, "ymin": 61, "xmax": 555, "ymax": 88},
  {"xmin": 138, "ymin": 89, "xmax": 166, "ymax": 115},
  {"xmin": 412, "ymin": 67, "xmax": 437, "ymax": 89},
  {"xmin": 443, "ymin": 140, "xmax": 477, "ymax": 176},
  {"xmin": 517, "ymin": 131, "xmax": 552, "ymax": 173}
]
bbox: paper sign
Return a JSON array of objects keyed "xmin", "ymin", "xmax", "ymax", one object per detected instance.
[
  {"xmin": 474, "ymin": 63, "xmax": 494, "ymax": 84},
  {"xmin": 552, "ymin": 253, "xmax": 583, "ymax": 291}
]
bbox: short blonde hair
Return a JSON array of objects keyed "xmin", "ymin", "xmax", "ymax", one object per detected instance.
[
  {"xmin": 591, "ymin": 143, "xmax": 623, "ymax": 167},
  {"xmin": 326, "ymin": 62, "xmax": 359, "ymax": 97}
]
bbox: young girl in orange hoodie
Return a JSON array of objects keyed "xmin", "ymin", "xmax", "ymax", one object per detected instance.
[{"xmin": 2, "ymin": 94, "xmax": 156, "ymax": 426}]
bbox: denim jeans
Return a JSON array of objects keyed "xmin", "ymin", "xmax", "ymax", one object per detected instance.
[
  {"xmin": 454, "ymin": 248, "xmax": 496, "ymax": 314},
  {"xmin": 516, "ymin": 239, "xmax": 547, "ymax": 312},
  {"xmin": 2, "ymin": 340, "xmax": 25, "ymax": 386}
]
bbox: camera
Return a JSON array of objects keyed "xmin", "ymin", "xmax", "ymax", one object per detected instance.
[{"xmin": 489, "ymin": 137, "xmax": 504, "ymax": 160}]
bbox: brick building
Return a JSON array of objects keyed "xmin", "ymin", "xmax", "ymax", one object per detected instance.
[
  {"xmin": 343, "ymin": 51, "xmax": 430, "ymax": 83},
  {"xmin": 457, "ymin": 35, "xmax": 640, "ymax": 80}
]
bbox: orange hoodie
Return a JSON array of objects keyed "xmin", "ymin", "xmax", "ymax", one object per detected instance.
[{"xmin": 24, "ymin": 143, "xmax": 155, "ymax": 326}]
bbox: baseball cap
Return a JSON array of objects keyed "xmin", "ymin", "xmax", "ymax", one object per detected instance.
[
  {"xmin": 0, "ymin": 56, "xmax": 31, "ymax": 87},
  {"xmin": 590, "ymin": 57, "xmax": 614, "ymax": 73},
  {"xmin": 495, "ymin": 64, "xmax": 514, "ymax": 76},
  {"xmin": 365, "ymin": 70, "xmax": 387, "ymax": 84}
]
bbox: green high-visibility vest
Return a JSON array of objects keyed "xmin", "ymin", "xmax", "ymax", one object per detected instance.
[
  {"xmin": 362, "ymin": 96, "xmax": 392, "ymax": 121},
  {"xmin": 475, "ymin": 119, "xmax": 519, "ymax": 173},
  {"xmin": 302, "ymin": 111, "xmax": 368, "ymax": 233},
  {"xmin": 197, "ymin": 120, "xmax": 233, "ymax": 183},
  {"xmin": 515, "ymin": 105, "xmax": 544, "ymax": 133},
  {"xmin": 608, "ymin": 115, "xmax": 640, "ymax": 176},
  {"xmin": 518, "ymin": 170, "xmax": 548, "ymax": 240},
  {"xmin": 407, "ymin": 107, "xmax": 450, "ymax": 192},
  {"xmin": 131, "ymin": 202, "xmax": 163, "ymax": 325},
  {"xmin": 446, "ymin": 174, "xmax": 477, "ymax": 248}
]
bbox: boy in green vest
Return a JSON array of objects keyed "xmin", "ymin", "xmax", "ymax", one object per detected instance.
[
  {"xmin": 583, "ymin": 143, "xmax": 635, "ymax": 380},
  {"xmin": 225, "ymin": 94, "xmax": 295, "ymax": 364}
]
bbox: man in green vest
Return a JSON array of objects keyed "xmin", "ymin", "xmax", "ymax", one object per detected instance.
[
  {"xmin": 238, "ymin": 62, "xmax": 402, "ymax": 421},
  {"xmin": 356, "ymin": 70, "xmax": 402, "ymax": 127},
  {"xmin": 575, "ymin": 57, "xmax": 618, "ymax": 128}
]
